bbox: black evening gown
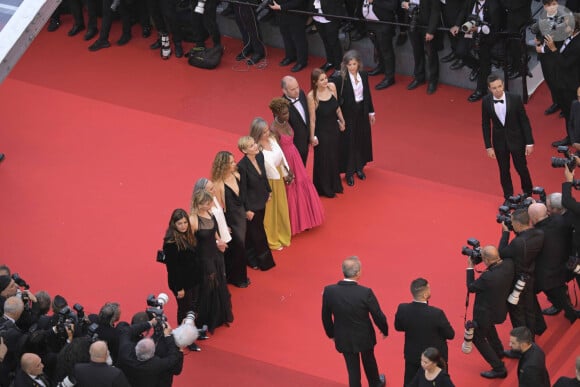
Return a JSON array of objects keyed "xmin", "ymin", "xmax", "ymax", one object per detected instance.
[
  {"xmin": 313, "ymin": 96, "xmax": 343, "ymax": 197},
  {"xmin": 224, "ymin": 180, "xmax": 249, "ymax": 285},
  {"xmin": 195, "ymin": 215, "xmax": 233, "ymax": 333},
  {"xmin": 408, "ymin": 369, "xmax": 455, "ymax": 387}
]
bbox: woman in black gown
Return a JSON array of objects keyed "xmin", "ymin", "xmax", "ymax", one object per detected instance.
[
  {"xmin": 307, "ymin": 68, "xmax": 346, "ymax": 198},
  {"xmin": 211, "ymin": 151, "xmax": 251, "ymax": 288},
  {"xmin": 190, "ymin": 190, "xmax": 233, "ymax": 334},
  {"xmin": 408, "ymin": 347, "xmax": 455, "ymax": 387}
]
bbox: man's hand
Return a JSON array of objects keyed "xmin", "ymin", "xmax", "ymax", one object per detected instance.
[
  {"xmin": 23, "ymin": 290, "xmax": 37, "ymax": 303},
  {"xmin": 246, "ymin": 211, "xmax": 255, "ymax": 221},
  {"xmin": 0, "ymin": 337, "xmax": 7, "ymax": 362},
  {"xmin": 544, "ymin": 35, "xmax": 557, "ymax": 52},
  {"xmin": 425, "ymin": 33, "xmax": 434, "ymax": 41},
  {"xmin": 163, "ymin": 322, "xmax": 173, "ymax": 336},
  {"xmin": 467, "ymin": 257, "xmax": 475, "ymax": 268},
  {"xmin": 450, "ymin": 26, "xmax": 460, "ymax": 36},
  {"xmin": 565, "ymin": 163, "xmax": 575, "ymax": 182},
  {"xmin": 486, "ymin": 148, "xmax": 496, "ymax": 159},
  {"xmin": 176, "ymin": 289, "xmax": 185, "ymax": 299},
  {"xmin": 525, "ymin": 144, "xmax": 534, "ymax": 156},
  {"xmin": 369, "ymin": 114, "xmax": 376, "ymax": 125},
  {"xmin": 401, "ymin": 1, "xmax": 409, "ymax": 9},
  {"xmin": 269, "ymin": 0, "xmax": 281, "ymax": 10}
]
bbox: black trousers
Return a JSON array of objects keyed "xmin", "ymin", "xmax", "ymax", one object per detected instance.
[
  {"xmin": 494, "ymin": 146, "xmax": 533, "ymax": 198},
  {"xmin": 315, "ymin": 20, "xmax": 343, "ymax": 69},
  {"xmin": 368, "ymin": 22, "xmax": 396, "ymax": 80},
  {"xmin": 455, "ymin": 36, "xmax": 492, "ymax": 92},
  {"xmin": 234, "ymin": 3, "xmax": 265, "ymax": 56},
  {"xmin": 174, "ymin": 286, "xmax": 199, "ymax": 323},
  {"xmin": 504, "ymin": 7, "xmax": 530, "ymax": 70},
  {"xmin": 278, "ymin": 15, "xmax": 309, "ymax": 65},
  {"xmin": 544, "ymin": 285, "xmax": 577, "ymax": 321},
  {"xmin": 148, "ymin": 0, "xmax": 183, "ymax": 43},
  {"xmin": 68, "ymin": 0, "xmax": 97, "ymax": 28},
  {"xmin": 99, "ymin": 0, "xmax": 132, "ymax": 41},
  {"xmin": 342, "ymin": 348, "xmax": 381, "ymax": 387},
  {"xmin": 192, "ymin": 0, "xmax": 221, "ymax": 47},
  {"xmin": 245, "ymin": 208, "xmax": 271, "ymax": 269},
  {"xmin": 508, "ymin": 284, "xmax": 547, "ymax": 336},
  {"xmin": 408, "ymin": 29, "xmax": 439, "ymax": 82},
  {"xmin": 473, "ymin": 321, "xmax": 505, "ymax": 371}
]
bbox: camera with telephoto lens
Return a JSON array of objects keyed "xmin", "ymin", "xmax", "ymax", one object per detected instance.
[
  {"xmin": 12, "ymin": 273, "xmax": 29, "ymax": 290},
  {"xmin": 183, "ymin": 311, "xmax": 209, "ymax": 339},
  {"xmin": 461, "ymin": 14, "xmax": 491, "ymax": 34},
  {"xmin": 531, "ymin": 186, "xmax": 546, "ymax": 203},
  {"xmin": 566, "ymin": 256, "xmax": 580, "ymax": 274},
  {"xmin": 407, "ymin": 3, "xmax": 420, "ymax": 32},
  {"xmin": 506, "ymin": 194, "xmax": 534, "ymax": 211},
  {"xmin": 551, "ymin": 145, "xmax": 576, "ymax": 171},
  {"xmin": 461, "ymin": 238, "xmax": 483, "ymax": 265},
  {"xmin": 55, "ymin": 306, "xmax": 76, "ymax": 338},
  {"xmin": 56, "ymin": 375, "xmax": 76, "ymax": 387},
  {"xmin": 194, "ymin": 0, "xmax": 207, "ymax": 14},
  {"xmin": 508, "ymin": 273, "xmax": 530, "ymax": 305},
  {"xmin": 496, "ymin": 205, "xmax": 514, "ymax": 231},
  {"xmin": 461, "ymin": 320, "xmax": 477, "ymax": 354},
  {"xmin": 146, "ymin": 293, "xmax": 169, "ymax": 338}
]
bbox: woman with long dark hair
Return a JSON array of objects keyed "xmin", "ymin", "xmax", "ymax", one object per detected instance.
[{"xmin": 408, "ymin": 347, "xmax": 455, "ymax": 387}]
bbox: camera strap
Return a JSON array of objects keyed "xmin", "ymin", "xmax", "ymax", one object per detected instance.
[{"xmin": 463, "ymin": 290, "xmax": 471, "ymax": 326}]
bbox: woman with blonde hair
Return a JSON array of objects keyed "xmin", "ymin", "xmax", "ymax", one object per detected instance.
[{"xmin": 249, "ymin": 118, "xmax": 291, "ymax": 250}]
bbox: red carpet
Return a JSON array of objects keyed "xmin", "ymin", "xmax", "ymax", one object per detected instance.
[{"xmin": 0, "ymin": 19, "xmax": 578, "ymax": 386}]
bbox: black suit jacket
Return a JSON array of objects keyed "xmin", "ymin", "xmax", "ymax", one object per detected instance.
[
  {"xmin": 237, "ymin": 153, "xmax": 271, "ymax": 212},
  {"xmin": 467, "ymin": 259, "xmax": 515, "ymax": 324},
  {"xmin": 553, "ymin": 377, "xmax": 580, "ymax": 387},
  {"xmin": 533, "ymin": 215, "xmax": 570, "ymax": 291},
  {"xmin": 548, "ymin": 34, "xmax": 580, "ymax": 91},
  {"xmin": 517, "ymin": 343, "xmax": 550, "ymax": 387},
  {"xmin": 337, "ymin": 72, "xmax": 375, "ymax": 117},
  {"xmin": 11, "ymin": 370, "xmax": 50, "ymax": 387},
  {"xmin": 74, "ymin": 362, "xmax": 132, "ymax": 387},
  {"xmin": 562, "ymin": 181, "xmax": 580, "ymax": 251},
  {"xmin": 284, "ymin": 90, "xmax": 310, "ymax": 165},
  {"xmin": 499, "ymin": 228, "xmax": 544, "ymax": 277},
  {"xmin": 394, "ymin": 301, "xmax": 455, "ymax": 363},
  {"xmin": 482, "ymin": 92, "xmax": 534, "ymax": 151},
  {"xmin": 277, "ymin": 0, "xmax": 308, "ymax": 24},
  {"xmin": 372, "ymin": 0, "xmax": 398, "ymax": 21},
  {"xmin": 455, "ymin": 0, "xmax": 502, "ymax": 35},
  {"xmin": 322, "ymin": 280, "xmax": 388, "ymax": 353},
  {"xmin": 570, "ymin": 100, "xmax": 580, "ymax": 144},
  {"xmin": 411, "ymin": 0, "xmax": 441, "ymax": 34},
  {"xmin": 314, "ymin": 0, "xmax": 347, "ymax": 16}
]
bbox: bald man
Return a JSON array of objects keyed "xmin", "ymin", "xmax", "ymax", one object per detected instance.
[
  {"xmin": 0, "ymin": 297, "xmax": 26, "ymax": 386},
  {"xmin": 74, "ymin": 341, "xmax": 131, "ymax": 386},
  {"xmin": 11, "ymin": 353, "xmax": 49, "ymax": 387},
  {"xmin": 529, "ymin": 203, "xmax": 578, "ymax": 323},
  {"xmin": 282, "ymin": 76, "xmax": 310, "ymax": 165}
]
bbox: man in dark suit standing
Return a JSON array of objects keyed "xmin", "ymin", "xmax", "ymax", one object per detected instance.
[
  {"xmin": 395, "ymin": 277, "xmax": 455, "ymax": 386},
  {"xmin": 571, "ymin": 86, "xmax": 580, "ymax": 151},
  {"xmin": 74, "ymin": 341, "xmax": 131, "ymax": 387},
  {"xmin": 508, "ymin": 326, "xmax": 550, "ymax": 387},
  {"xmin": 270, "ymin": 0, "xmax": 309, "ymax": 72},
  {"xmin": 322, "ymin": 256, "xmax": 388, "ymax": 387},
  {"xmin": 467, "ymin": 245, "xmax": 514, "ymax": 379},
  {"xmin": 282, "ymin": 76, "xmax": 310, "ymax": 165},
  {"xmin": 482, "ymin": 74, "xmax": 535, "ymax": 201}
]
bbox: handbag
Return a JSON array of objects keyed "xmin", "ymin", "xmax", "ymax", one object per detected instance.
[
  {"xmin": 156, "ymin": 249, "xmax": 166, "ymax": 264},
  {"xmin": 283, "ymin": 165, "xmax": 295, "ymax": 185},
  {"xmin": 187, "ymin": 45, "xmax": 224, "ymax": 69}
]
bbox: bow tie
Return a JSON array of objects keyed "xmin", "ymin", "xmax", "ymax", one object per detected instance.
[
  {"xmin": 494, "ymin": 99, "xmax": 504, "ymax": 104},
  {"xmin": 290, "ymin": 98, "xmax": 299, "ymax": 104}
]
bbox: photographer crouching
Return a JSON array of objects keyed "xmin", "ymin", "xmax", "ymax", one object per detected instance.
[{"xmin": 465, "ymin": 245, "xmax": 514, "ymax": 379}]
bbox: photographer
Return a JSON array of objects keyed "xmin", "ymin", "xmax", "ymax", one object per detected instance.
[
  {"xmin": 449, "ymin": 0, "xmax": 502, "ymax": 102},
  {"xmin": 0, "ymin": 297, "xmax": 27, "ymax": 386},
  {"xmin": 74, "ymin": 340, "xmax": 131, "ymax": 387},
  {"xmin": 466, "ymin": 245, "xmax": 514, "ymax": 379},
  {"xmin": 88, "ymin": 302, "xmax": 122, "ymax": 365},
  {"xmin": 508, "ymin": 326, "xmax": 550, "ymax": 386},
  {"xmin": 528, "ymin": 203, "xmax": 578, "ymax": 324},
  {"xmin": 561, "ymin": 162, "xmax": 580, "ymax": 286},
  {"xmin": 499, "ymin": 208, "xmax": 547, "ymax": 338}
]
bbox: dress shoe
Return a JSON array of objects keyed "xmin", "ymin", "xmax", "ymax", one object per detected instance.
[
  {"xmin": 247, "ymin": 53, "xmax": 264, "ymax": 65},
  {"xmin": 291, "ymin": 63, "xmax": 307, "ymax": 72},
  {"xmin": 346, "ymin": 175, "xmax": 355, "ymax": 186},
  {"xmin": 88, "ymin": 40, "xmax": 111, "ymax": 52},
  {"xmin": 565, "ymin": 310, "xmax": 578, "ymax": 324},
  {"xmin": 542, "ymin": 305, "xmax": 562, "ymax": 315},
  {"xmin": 198, "ymin": 331, "xmax": 210, "ymax": 340},
  {"xmin": 407, "ymin": 79, "xmax": 425, "ymax": 90},
  {"xmin": 480, "ymin": 369, "xmax": 507, "ymax": 379},
  {"xmin": 552, "ymin": 137, "xmax": 571, "ymax": 147},
  {"xmin": 396, "ymin": 32, "xmax": 407, "ymax": 46},
  {"xmin": 174, "ymin": 43, "xmax": 184, "ymax": 58},
  {"xmin": 142, "ymin": 25, "xmax": 152, "ymax": 38},
  {"xmin": 0, "ymin": 153, "xmax": 5, "ymax": 163},
  {"xmin": 47, "ymin": 17, "xmax": 61, "ymax": 32},
  {"xmin": 356, "ymin": 170, "xmax": 366, "ymax": 180},
  {"xmin": 427, "ymin": 82, "xmax": 438, "ymax": 95},
  {"xmin": 368, "ymin": 66, "xmax": 384, "ymax": 76},
  {"xmin": 150, "ymin": 39, "xmax": 162, "ymax": 50},
  {"xmin": 441, "ymin": 51, "xmax": 456, "ymax": 63},
  {"xmin": 67, "ymin": 24, "xmax": 85, "ymax": 37},
  {"xmin": 320, "ymin": 62, "xmax": 334, "ymax": 72},
  {"xmin": 503, "ymin": 349, "xmax": 521, "ymax": 359},
  {"xmin": 469, "ymin": 67, "xmax": 480, "ymax": 82},
  {"xmin": 377, "ymin": 373, "xmax": 386, "ymax": 387},
  {"xmin": 235, "ymin": 51, "xmax": 251, "ymax": 61},
  {"xmin": 544, "ymin": 103, "xmax": 560, "ymax": 115},
  {"xmin": 468, "ymin": 90, "xmax": 484, "ymax": 102},
  {"xmin": 233, "ymin": 278, "xmax": 251, "ymax": 288},
  {"xmin": 449, "ymin": 59, "xmax": 465, "ymax": 70},
  {"xmin": 375, "ymin": 78, "xmax": 395, "ymax": 90},
  {"xmin": 83, "ymin": 27, "xmax": 98, "ymax": 41},
  {"xmin": 117, "ymin": 34, "xmax": 131, "ymax": 46},
  {"xmin": 279, "ymin": 57, "xmax": 296, "ymax": 66},
  {"xmin": 188, "ymin": 343, "xmax": 201, "ymax": 352}
]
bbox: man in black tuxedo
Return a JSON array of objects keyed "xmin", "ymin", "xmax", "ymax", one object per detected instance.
[
  {"xmin": 270, "ymin": 0, "xmax": 309, "ymax": 72},
  {"xmin": 394, "ymin": 278, "xmax": 455, "ymax": 386},
  {"xmin": 401, "ymin": 0, "xmax": 442, "ymax": 94},
  {"xmin": 508, "ymin": 326, "xmax": 550, "ymax": 387},
  {"xmin": 466, "ymin": 245, "xmax": 514, "ymax": 379},
  {"xmin": 499, "ymin": 208, "xmax": 546, "ymax": 338},
  {"xmin": 528, "ymin": 203, "xmax": 578, "ymax": 324},
  {"xmin": 311, "ymin": 0, "xmax": 347, "ymax": 74},
  {"xmin": 282, "ymin": 76, "xmax": 310, "ymax": 165},
  {"xmin": 322, "ymin": 256, "xmax": 388, "ymax": 387},
  {"xmin": 482, "ymin": 74, "xmax": 534, "ymax": 201},
  {"xmin": 12, "ymin": 353, "xmax": 50, "ymax": 387},
  {"xmin": 74, "ymin": 341, "xmax": 131, "ymax": 386}
]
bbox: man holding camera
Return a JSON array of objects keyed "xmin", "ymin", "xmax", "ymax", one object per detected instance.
[
  {"xmin": 395, "ymin": 278, "xmax": 455, "ymax": 386},
  {"xmin": 508, "ymin": 326, "xmax": 550, "ymax": 387},
  {"xmin": 466, "ymin": 245, "xmax": 514, "ymax": 379},
  {"xmin": 561, "ymin": 163, "xmax": 580, "ymax": 288},
  {"xmin": 482, "ymin": 74, "xmax": 535, "ymax": 202}
]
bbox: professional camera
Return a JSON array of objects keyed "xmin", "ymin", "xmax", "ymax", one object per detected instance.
[
  {"xmin": 461, "ymin": 14, "xmax": 491, "ymax": 34},
  {"xmin": 566, "ymin": 256, "xmax": 580, "ymax": 274},
  {"xmin": 172, "ymin": 311, "xmax": 200, "ymax": 348},
  {"xmin": 86, "ymin": 322, "xmax": 100, "ymax": 342},
  {"xmin": 11, "ymin": 273, "xmax": 29, "ymax": 290},
  {"xmin": 531, "ymin": 186, "xmax": 546, "ymax": 203},
  {"xmin": 407, "ymin": 3, "xmax": 420, "ymax": 32},
  {"xmin": 506, "ymin": 193, "xmax": 534, "ymax": 210},
  {"xmin": 146, "ymin": 293, "xmax": 169, "ymax": 339},
  {"xmin": 551, "ymin": 145, "xmax": 576, "ymax": 172},
  {"xmin": 461, "ymin": 238, "xmax": 483, "ymax": 265},
  {"xmin": 55, "ymin": 306, "xmax": 76, "ymax": 337},
  {"xmin": 507, "ymin": 273, "xmax": 530, "ymax": 305},
  {"xmin": 461, "ymin": 320, "xmax": 477, "ymax": 354},
  {"xmin": 496, "ymin": 205, "xmax": 514, "ymax": 231}
]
